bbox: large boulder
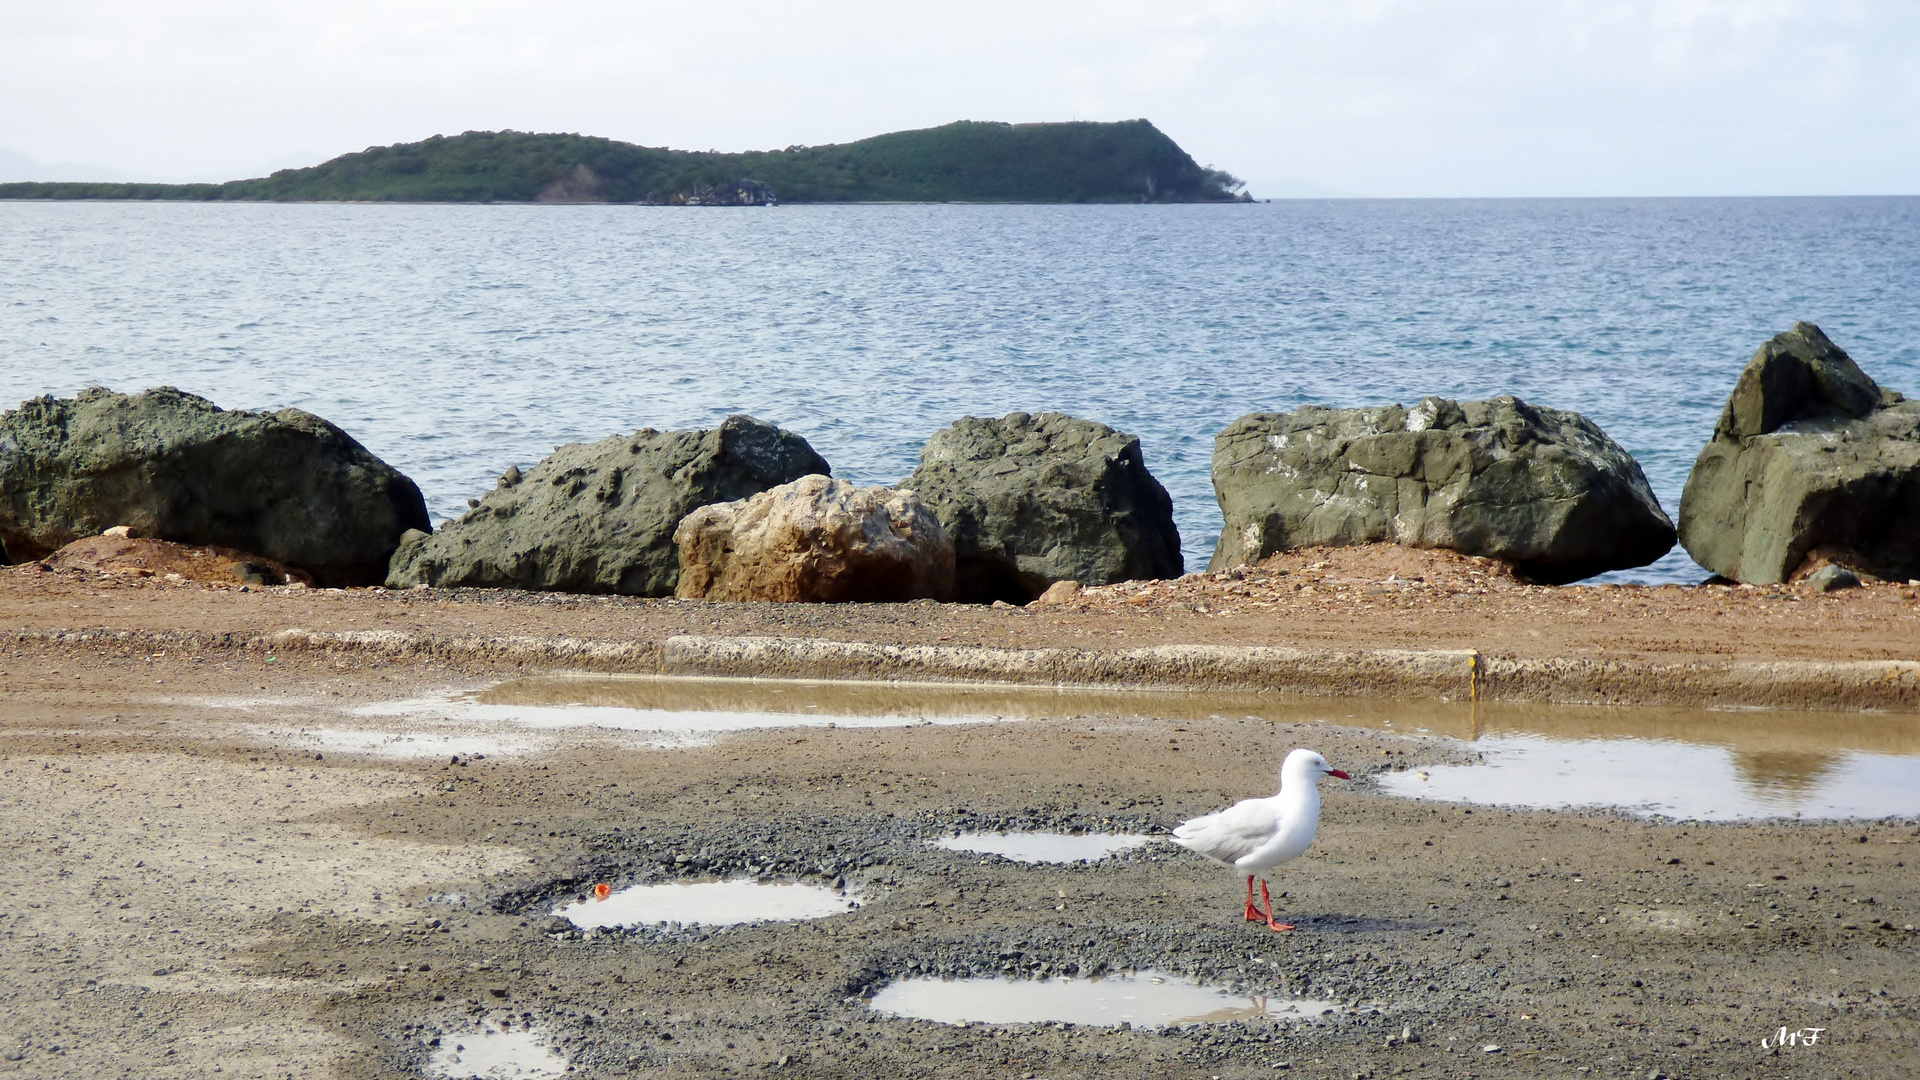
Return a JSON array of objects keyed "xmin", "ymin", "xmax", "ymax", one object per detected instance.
[
  {"xmin": 673, "ymin": 475, "xmax": 953, "ymax": 602},
  {"xmin": 1678, "ymin": 322, "xmax": 1919, "ymax": 584},
  {"xmin": 1210, "ymin": 396, "xmax": 1675, "ymax": 584},
  {"xmin": 0, "ymin": 387, "xmax": 428, "ymax": 586},
  {"xmin": 902, "ymin": 412, "xmax": 1182, "ymax": 604},
  {"xmin": 387, "ymin": 415, "xmax": 829, "ymax": 595}
]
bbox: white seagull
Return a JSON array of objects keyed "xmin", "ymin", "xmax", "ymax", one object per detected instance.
[{"xmin": 1172, "ymin": 747, "xmax": 1350, "ymax": 932}]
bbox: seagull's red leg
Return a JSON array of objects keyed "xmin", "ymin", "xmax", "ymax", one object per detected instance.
[
  {"xmin": 1243, "ymin": 875, "xmax": 1261, "ymax": 921},
  {"xmin": 1261, "ymin": 878, "xmax": 1295, "ymax": 933}
]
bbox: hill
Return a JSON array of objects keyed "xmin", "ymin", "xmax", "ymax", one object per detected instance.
[{"xmin": 0, "ymin": 121, "xmax": 1247, "ymax": 205}]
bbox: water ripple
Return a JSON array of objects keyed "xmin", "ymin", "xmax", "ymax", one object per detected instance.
[{"xmin": 3, "ymin": 198, "xmax": 1917, "ymax": 583}]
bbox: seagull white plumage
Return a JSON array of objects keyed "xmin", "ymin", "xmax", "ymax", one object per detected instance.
[{"xmin": 1171, "ymin": 747, "xmax": 1350, "ymax": 932}]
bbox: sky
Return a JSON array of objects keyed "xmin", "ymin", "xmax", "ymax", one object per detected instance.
[{"xmin": 2, "ymin": 0, "xmax": 1917, "ymax": 196}]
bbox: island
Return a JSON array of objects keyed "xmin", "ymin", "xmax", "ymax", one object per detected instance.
[{"xmin": 0, "ymin": 120, "xmax": 1249, "ymax": 205}]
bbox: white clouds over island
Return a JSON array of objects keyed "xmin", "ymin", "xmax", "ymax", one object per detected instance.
[{"xmin": 1, "ymin": 0, "xmax": 1914, "ymax": 195}]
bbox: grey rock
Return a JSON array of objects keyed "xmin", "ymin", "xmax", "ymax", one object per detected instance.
[
  {"xmin": 1808, "ymin": 565, "xmax": 1862, "ymax": 592},
  {"xmin": 387, "ymin": 414, "xmax": 828, "ymax": 595},
  {"xmin": 1678, "ymin": 322, "xmax": 1920, "ymax": 584},
  {"xmin": 904, "ymin": 412, "xmax": 1181, "ymax": 604},
  {"xmin": 0, "ymin": 386, "xmax": 428, "ymax": 586},
  {"xmin": 1210, "ymin": 396, "xmax": 1675, "ymax": 584}
]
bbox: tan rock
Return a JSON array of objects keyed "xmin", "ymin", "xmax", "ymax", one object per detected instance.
[
  {"xmin": 1032, "ymin": 579, "xmax": 1083, "ymax": 606},
  {"xmin": 673, "ymin": 475, "xmax": 954, "ymax": 603}
]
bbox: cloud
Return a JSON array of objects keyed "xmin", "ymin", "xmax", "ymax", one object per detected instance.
[{"xmin": 0, "ymin": 0, "xmax": 1913, "ymax": 193}]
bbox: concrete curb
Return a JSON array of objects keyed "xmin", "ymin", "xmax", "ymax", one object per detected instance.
[
  {"xmin": 10, "ymin": 627, "xmax": 1918, "ymax": 712},
  {"xmin": 660, "ymin": 635, "xmax": 1920, "ymax": 712},
  {"xmin": 1478, "ymin": 654, "xmax": 1920, "ymax": 712},
  {"xmin": 661, "ymin": 635, "xmax": 1483, "ymax": 699},
  {"xmin": 5, "ymin": 626, "xmax": 660, "ymax": 669}
]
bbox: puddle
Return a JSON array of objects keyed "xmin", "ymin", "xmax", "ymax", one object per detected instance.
[
  {"xmin": 426, "ymin": 1022, "xmax": 566, "ymax": 1079},
  {"xmin": 553, "ymin": 878, "xmax": 860, "ymax": 929},
  {"xmin": 238, "ymin": 674, "xmax": 1920, "ymax": 820},
  {"xmin": 322, "ymin": 676, "xmax": 1052, "ymax": 752},
  {"xmin": 468, "ymin": 676, "xmax": 1920, "ymax": 819},
  {"xmin": 251, "ymin": 727, "xmax": 536, "ymax": 760},
  {"xmin": 466, "ymin": 674, "xmax": 1297, "ymax": 722},
  {"xmin": 383, "ymin": 700, "xmax": 973, "ymax": 742},
  {"xmin": 1376, "ymin": 734, "xmax": 1920, "ymax": 821},
  {"xmin": 870, "ymin": 970, "xmax": 1339, "ymax": 1027},
  {"xmin": 931, "ymin": 832, "xmax": 1156, "ymax": 863}
]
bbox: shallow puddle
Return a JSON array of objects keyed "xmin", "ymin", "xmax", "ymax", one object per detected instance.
[
  {"xmin": 870, "ymin": 970, "xmax": 1339, "ymax": 1027},
  {"xmin": 553, "ymin": 878, "xmax": 860, "ymax": 929},
  {"xmin": 425, "ymin": 1022, "xmax": 566, "ymax": 1079},
  {"xmin": 243, "ymin": 673, "xmax": 1920, "ymax": 820},
  {"xmin": 1375, "ymin": 734, "xmax": 1920, "ymax": 821},
  {"xmin": 337, "ymin": 677, "xmax": 1039, "ymax": 750},
  {"xmin": 290, "ymin": 673, "xmax": 1302, "ymax": 755},
  {"xmin": 466, "ymin": 674, "xmax": 1291, "ymax": 722},
  {"xmin": 252, "ymin": 726, "xmax": 536, "ymax": 760},
  {"xmin": 931, "ymin": 832, "xmax": 1156, "ymax": 863},
  {"xmin": 469, "ymin": 676, "xmax": 1920, "ymax": 819}
]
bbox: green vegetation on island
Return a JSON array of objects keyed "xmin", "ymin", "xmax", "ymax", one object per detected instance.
[{"xmin": 0, "ymin": 120, "xmax": 1248, "ymax": 205}]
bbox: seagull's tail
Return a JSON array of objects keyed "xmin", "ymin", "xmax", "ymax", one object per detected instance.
[{"xmin": 1170, "ymin": 811, "xmax": 1220, "ymax": 845}]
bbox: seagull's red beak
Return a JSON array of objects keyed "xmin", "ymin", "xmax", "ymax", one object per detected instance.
[{"xmin": 1327, "ymin": 768, "xmax": 1352, "ymax": 780}]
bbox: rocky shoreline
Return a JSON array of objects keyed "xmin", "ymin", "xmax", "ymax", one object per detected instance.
[{"xmin": 7, "ymin": 323, "xmax": 1917, "ymax": 608}]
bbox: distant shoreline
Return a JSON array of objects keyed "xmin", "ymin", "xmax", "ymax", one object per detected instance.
[
  {"xmin": 0, "ymin": 198, "xmax": 1268, "ymax": 207},
  {"xmin": 0, "ymin": 120, "xmax": 1254, "ymax": 206},
  {"xmin": 7, "ymin": 193, "xmax": 1915, "ymax": 205}
]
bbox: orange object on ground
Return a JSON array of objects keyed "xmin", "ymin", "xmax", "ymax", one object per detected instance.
[{"xmin": 593, "ymin": 883, "xmax": 611, "ymax": 900}]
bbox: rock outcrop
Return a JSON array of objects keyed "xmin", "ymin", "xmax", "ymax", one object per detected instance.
[
  {"xmin": 1210, "ymin": 396, "xmax": 1675, "ymax": 584},
  {"xmin": 386, "ymin": 415, "xmax": 829, "ymax": 595},
  {"xmin": 1677, "ymin": 322, "xmax": 1919, "ymax": 584},
  {"xmin": 673, "ymin": 475, "xmax": 953, "ymax": 602},
  {"xmin": 903, "ymin": 412, "xmax": 1182, "ymax": 604},
  {"xmin": 0, "ymin": 387, "xmax": 428, "ymax": 586}
]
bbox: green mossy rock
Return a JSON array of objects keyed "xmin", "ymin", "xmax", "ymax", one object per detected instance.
[
  {"xmin": 0, "ymin": 387, "xmax": 428, "ymax": 586},
  {"xmin": 1209, "ymin": 396, "xmax": 1674, "ymax": 584},
  {"xmin": 386, "ymin": 415, "xmax": 828, "ymax": 596},
  {"xmin": 1677, "ymin": 322, "xmax": 1919, "ymax": 584},
  {"xmin": 904, "ymin": 412, "xmax": 1182, "ymax": 604}
]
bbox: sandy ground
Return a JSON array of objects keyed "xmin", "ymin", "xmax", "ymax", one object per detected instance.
[{"xmin": 1, "ymin": 553, "xmax": 1917, "ymax": 1079}]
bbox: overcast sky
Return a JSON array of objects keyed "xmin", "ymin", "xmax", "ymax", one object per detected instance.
[{"xmin": 2, "ymin": 0, "xmax": 1916, "ymax": 196}]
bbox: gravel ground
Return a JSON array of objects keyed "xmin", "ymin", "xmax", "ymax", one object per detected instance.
[{"xmin": 1, "ymin": 632, "xmax": 1915, "ymax": 1080}]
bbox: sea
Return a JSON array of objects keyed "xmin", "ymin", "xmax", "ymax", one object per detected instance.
[{"xmin": 3, "ymin": 197, "xmax": 1917, "ymax": 584}]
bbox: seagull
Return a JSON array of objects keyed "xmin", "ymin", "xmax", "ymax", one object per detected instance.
[{"xmin": 1172, "ymin": 747, "xmax": 1350, "ymax": 932}]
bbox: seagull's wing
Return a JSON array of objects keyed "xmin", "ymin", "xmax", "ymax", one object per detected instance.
[
  {"xmin": 1172, "ymin": 797, "xmax": 1280, "ymax": 868},
  {"xmin": 1233, "ymin": 808, "xmax": 1319, "ymax": 872}
]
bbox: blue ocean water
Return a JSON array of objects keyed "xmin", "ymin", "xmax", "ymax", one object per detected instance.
[{"xmin": 3, "ymin": 198, "xmax": 1917, "ymax": 584}]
